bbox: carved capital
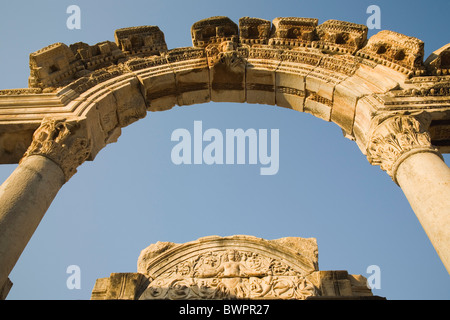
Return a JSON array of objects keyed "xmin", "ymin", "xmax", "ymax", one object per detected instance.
[
  {"xmin": 367, "ymin": 115, "xmax": 442, "ymax": 183},
  {"xmin": 20, "ymin": 118, "xmax": 91, "ymax": 181}
]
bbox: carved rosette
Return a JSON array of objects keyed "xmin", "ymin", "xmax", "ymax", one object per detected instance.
[
  {"xmin": 367, "ymin": 115, "xmax": 441, "ymax": 182},
  {"xmin": 20, "ymin": 118, "xmax": 91, "ymax": 181}
]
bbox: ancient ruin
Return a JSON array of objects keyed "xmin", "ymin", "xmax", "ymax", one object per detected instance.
[
  {"xmin": 91, "ymin": 235, "xmax": 378, "ymax": 300},
  {"xmin": 0, "ymin": 16, "xmax": 449, "ymax": 299}
]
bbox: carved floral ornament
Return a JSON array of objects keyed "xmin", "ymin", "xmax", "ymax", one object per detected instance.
[
  {"xmin": 20, "ymin": 118, "xmax": 91, "ymax": 181},
  {"xmin": 366, "ymin": 115, "xmax": 442, "ymax": 183},
  {"xmin": 136, "ymin": 236, "xmax": 320, "ymax": 300}
]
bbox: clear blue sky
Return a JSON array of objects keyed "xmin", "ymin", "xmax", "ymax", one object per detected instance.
[{"xmin": 0, "ymin": 0, "xmax": 449, "ymax": 300}]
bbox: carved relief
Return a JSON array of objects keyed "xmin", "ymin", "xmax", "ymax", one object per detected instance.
[
  {"xmin": 191, "ymin": 16, "xmax": 239, "ymax": 48},
  {"xmin": 0, "ymin": 88, "xmax": 43, "ymax": 95},
  {"xmin": 91, "ymin": 236, "xmax": 378, "ymax": 300},
  {"xmin": 239, "ymin": 17, "xmax": 271, "ymax": 45},
  {"xmin": 2, "ymin": 15, "xmax": 450, "ymax": 166},
  {"xmin": 269, "ymin": 17, "xmax": 318, "ymax": 48},
  {"xmin": 357, "ymin": 30, "xmax": 425, "ymax": 75},
  {"xmin": 20, "ymin": 118, "xmax": 91, "ymax": 181},
  {"xmin": 315, "ymin": 20, "xmax": 368, "ymax": 54},
  {"xmin": 139, "ymin": 238, "xmax": 319, "ymax": 300},
  {"xmin": 367, "ymin": 115, "xmax": 441, "ymax": 181},
  {"xmin": 69, "ymin": 41, "xmax": 125, "ymax": 72},
  {"xmin": 140, "ymin": 273, "xmax": 317, "ymax": 300},
  {"xmin": 114, "ymin": 26, "xmax": 167, "ymax": 56},
  {"xmin": 206, "ymin": 41, "xmax": 246, "ymax": 69},
  {"xmin": 28, "ymin": 42, "xmax": 84, "ymax": 89},
  {"xmin": 425, "ymin": 44, "xmax": 450, "ymax": 76},
  {"xmin": 66, "ymin": 65, "xmax": 124, "ymax": 94}
]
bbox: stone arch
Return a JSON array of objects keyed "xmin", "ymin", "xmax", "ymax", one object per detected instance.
[{"xmin": 0, "ymin": 16, "xmax": 450, "ymax": 298}]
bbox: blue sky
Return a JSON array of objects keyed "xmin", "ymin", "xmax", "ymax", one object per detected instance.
[{"xmin": 0, "ymin": 0, "xmax": 449, "ymax": 300}]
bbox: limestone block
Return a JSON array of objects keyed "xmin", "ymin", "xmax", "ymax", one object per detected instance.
[
  {"xmin": 352, "ymin": 94, "xmax": 384, "ymax": 154},
  {"xmin": 246, "ymin": 63, "xmax": 276, "ymax": 105},
  {"xmin": 139, "ymin": 69, "xmax": 177, "ymax": 111},
  {"xmin": 357, "ymin": 30, "xmax": 425, "ymax": 75},
  {"xmin": 91, "ymin": 273, "xmax": 149, "ymax": 300},
  {"xmin": 275, "ymin": 70, "xmax": 306, "ymax": 111},
  {"xmin": 316, "ymin": 271, "xmax": 353, "ymax": 296},
  {"xmin": 91, "ymin": 235, "xmax": 380, "ymax": 300},
  {"xmin": 332, "ymin": 75, "xmax": 375, "ymax": 134},
  {"xmin": 114, "ymin": 26, "xmax": 167, "ymax": 56},
  {"xmin": 83, "ymin": 103, "xmax": 112, "ymax": 159},
  {"xmin": 28, "ymin": 43, "xmax": 84, "ymax": 88},
  {"xmin": 315, "ymin": 20, "xmax": 368, "ymax": 54},
  {"xmin": 239, "ymin": 17, "xmax": 271, "ymax": 45},
  {"xmin": 348, "ymin": 274, "xmax": 373, "ymax": 296},
  {"xmin": 90, "ymin": 278, "xmax": 109, "ymax": 300},
  {"xmin": 0, "ymin": 277, "xmax": 12, "ymax": 300},
  {"xmin": 69, "ymin": 41, "xmax": 124, "ymax": 72},
  {"xmin": 354, "ymin": 64, "xmax": 401, "ymax": 94},
  {"xmin": 425, "ymin": 43, "xmax": 450, "ymax": 75},
  {"xmin": 304, "ymin": 98, "xmax": 331, "ymax": 121},
  {"xmin": 90, "ymin": 90, "xmax": 119, "ymax": 135},
  {"xmin": 305, "ymin": 74, "xmax": 335, "ymax": 101},
  {"xmin": 269, "ymin": 17, "xmax": 318, "ymax": 47},
  {"xmin": 112, "ymin": 79, "xmax": 147, "ymax": 127},
  {"xmin": 209, "ymin": 52, "xmax": 246, "ymax": 103},
  {"xmin": 191, "ymin": 17, "xmax": 239, "ymax": 48},
  {"xmin": 166, "ymin": 47, "xmax": 210, "ymax": 106},
  {"xmin": 175, "ymin": 67, "xmax": 210, "ymax": 106}
]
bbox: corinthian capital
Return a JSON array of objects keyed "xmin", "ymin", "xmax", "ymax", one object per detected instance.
[
  {"xmin": 20, "ymin": 118, "xmax": 91, "ymax": 181},
  {"xmin": 367, "ymin": 115, "xmax": 442, "ymax": 183}
]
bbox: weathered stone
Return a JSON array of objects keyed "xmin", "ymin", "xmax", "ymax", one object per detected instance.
[
  {"xmin": 269, "ymin": 17, "xmax": 318, "ymax": 47},
  {"xmin": 315, "ymin": 20, "xmax": 368, "ymax": 54},
  {"xmin": 357, "ymin": 30, "xmax": 425, "ymax": 76},
  {"xmin": 28, "ymin": 43, "xmax": 84, "ymax": 89},
  {"xmin": 425, "ymin": 43, "xmax": 450, "ymax": 75},
  {"xmin": 1, "ymin": 16, "xmax": 450, "ymax": 299},
  {"xmin": 191, "ymin": 16, "xmax": 239, "ymax": 48},
  {"xmin": 114, "ymin": 26, "xmax": 167, "ymax": 56},
  {"xmin": 239, "ymin": 17, "xmax": 271, "ymax": 45},
  {"xmin": 91, "ymin": 235, "xmax": 378, "ymax": 300}
]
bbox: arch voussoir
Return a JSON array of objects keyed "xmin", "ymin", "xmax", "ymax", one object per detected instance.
[{"xmin": 1, "ymin": 15, "xmax": 450, "ymax": 298}]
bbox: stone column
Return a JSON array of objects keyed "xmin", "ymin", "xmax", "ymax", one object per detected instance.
[
  {"xmin": 0, "ymin": 118, "xmax": 90, "ymax": 297},
  {"xmin": 367, "ymin": 115, "xmax": 450, "ymax": 274}
]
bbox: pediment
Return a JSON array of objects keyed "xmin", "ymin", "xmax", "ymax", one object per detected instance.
[{"xmin": 137, "ymin": 235, "xmax": 320, "ymax": 299}]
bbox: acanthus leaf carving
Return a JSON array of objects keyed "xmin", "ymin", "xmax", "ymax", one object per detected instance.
[
  {"xmin": 367, "ymin": 115, "xmax": 442, "ymax": 182},
  {"xmin": 20, "ymin": 118, "xmax": 91, "ymax": 181}
]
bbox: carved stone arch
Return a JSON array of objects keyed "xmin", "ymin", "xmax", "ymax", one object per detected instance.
[
  {"xmin": 1, "ymin": 15, "xmax": 450, "ymax": 298},
  {"xmin": 136, "ymin": 235, "xmax": 321, "ymax": 300}
]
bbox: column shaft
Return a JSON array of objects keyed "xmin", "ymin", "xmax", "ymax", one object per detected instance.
[
  {"xmin": 396, "ymin": 152, "xmax": 450, "ymax": 273},
  {"xmin": 0, "ymin": 155, "xmax": 65, "ymax": 292}
]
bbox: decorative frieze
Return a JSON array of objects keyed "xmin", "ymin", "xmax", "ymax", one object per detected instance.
[{"xmin": 91, "ymin": 235, "xmax": 377, "ymax": 300}]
